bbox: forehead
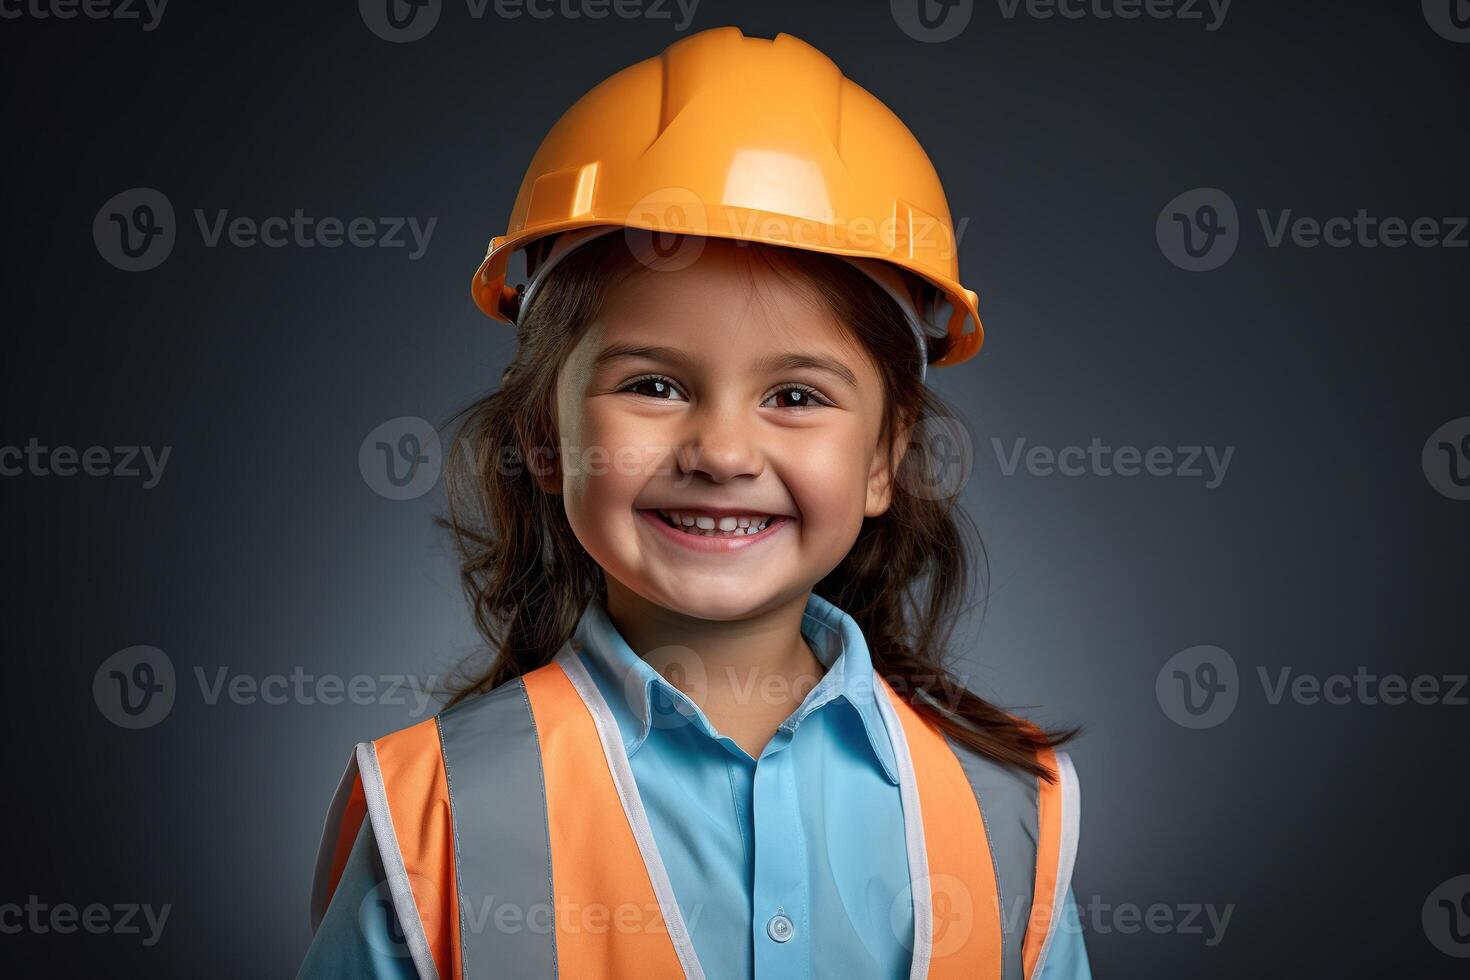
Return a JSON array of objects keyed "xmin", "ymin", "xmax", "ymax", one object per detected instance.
[{"xmin": 587, "ymin": 238, "xmax": 869, "ymax": 364}]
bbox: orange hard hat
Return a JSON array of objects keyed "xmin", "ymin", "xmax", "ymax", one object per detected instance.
[{"xmin": 471, "ymin": 26, "xmax": 984, "ymax": 371}]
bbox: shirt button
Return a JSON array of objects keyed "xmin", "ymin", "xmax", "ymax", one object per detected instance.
[{"xmin": 766, "ymin": 913, "xmax": 794, "ymax": 943}]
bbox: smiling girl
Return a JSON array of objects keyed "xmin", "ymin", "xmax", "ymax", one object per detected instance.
[{"xmin": 299, "ymin": 26, "xmax": 1088, "ymax": 980}]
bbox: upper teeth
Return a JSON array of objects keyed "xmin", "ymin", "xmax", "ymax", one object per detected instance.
[{"xmin": 658, "ymin": 510, "xmax": 774, "ymax": 534}]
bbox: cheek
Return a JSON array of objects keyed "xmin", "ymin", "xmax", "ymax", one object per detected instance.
[
  {"xmin": 561, "ymin": 404, "xmax": 658, "ymax": 519},
  {"xmin": 783, "ymin": 426, "xmax": 872, "ymax": 527},
  {"xmin": 560, "ymin": 411, "xmax": 639, "ymax": 571}
]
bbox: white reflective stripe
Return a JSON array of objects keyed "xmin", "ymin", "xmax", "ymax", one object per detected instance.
[
  {"xmin": 1029, "ymin": 752, "xmax": 1081, "ymax": 980},
  {"xmin": 555, "ymin": 648, "xmax": 707, "ymax": 980},
  {"xmin": 870, "ymin": 669, "xmax": 932, "ymax": 980},
  {"xmin": 356, "ymin": 741, "xmax": 442, "ymax": 980},
  {"xmin": 309, "ymin": 749, "xmax": 362, "ymax": 931}
]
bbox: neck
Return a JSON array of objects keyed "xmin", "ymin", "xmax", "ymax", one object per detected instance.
[{"xmin": 602, "ymin": 580, "xmax": 827, "ymax": 725}]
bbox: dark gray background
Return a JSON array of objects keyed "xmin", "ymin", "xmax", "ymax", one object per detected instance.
[{"xmin": 2, "ymin": 1, "xmax": 1466, "ymax": 976}]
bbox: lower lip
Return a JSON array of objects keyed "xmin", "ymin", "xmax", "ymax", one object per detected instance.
[{"xmin": 636, "ymin": 509, "xmax": 791, "ymax": 553}]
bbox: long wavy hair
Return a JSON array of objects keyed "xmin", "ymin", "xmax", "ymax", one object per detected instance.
[{"xmin": 436, "ymin": 231, "xmax": 1076, "ymax": 780}]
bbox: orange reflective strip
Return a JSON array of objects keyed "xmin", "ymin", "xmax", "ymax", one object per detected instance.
[
  {"xmin": 522, "ymin": 660, "xmax": 688, "ymax": 979},
  {"xmin": 324, "ymin": 778, "xmax": 367, "ymax": 910},
  {"xmin": 374, "ymin": 717, "xmax": 460, "ymax": 980},
  {"xmin": 1021, "ymin": 744, "xmax": 1062, "ymax": 980},
  {"xmin": 880, "ymin": 678, "xmax": 1002, "ymax": 980}
]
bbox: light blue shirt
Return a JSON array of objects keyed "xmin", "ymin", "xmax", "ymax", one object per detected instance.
[{"xmin": 299, "ymin": 592, "xmax": 1091, "ymax": 979}]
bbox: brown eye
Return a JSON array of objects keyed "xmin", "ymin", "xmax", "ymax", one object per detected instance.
[
  {"xmin": 621, "ymin": 375, "xmax": 685, "ymax": 400},
  {"xmin": 766, "ymin": 385, "xmax": 828, "ymax": 409}
]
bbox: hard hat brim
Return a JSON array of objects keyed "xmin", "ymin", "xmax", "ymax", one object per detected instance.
[{"xmin": 471, "ymin": 215, "xmax": 983, "ymax": 368}]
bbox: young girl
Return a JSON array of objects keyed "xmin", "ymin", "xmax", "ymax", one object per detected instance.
[{"xmin": 299, "ymin": 26, "xmax": 1088, "ymax": 980}]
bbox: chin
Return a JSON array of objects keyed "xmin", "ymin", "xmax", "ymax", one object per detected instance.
[
  {"xmin": 662, "ymin": 593, "xmax": 768, "ymax": 622},
  {"xmin": 641, "ymin": 574, "xmax": 790, "ymax": 623}
]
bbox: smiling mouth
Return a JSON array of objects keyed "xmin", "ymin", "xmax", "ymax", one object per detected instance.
[{"xmin": 651, "ymin": 509, "xmax": 777, "ymax": 538}]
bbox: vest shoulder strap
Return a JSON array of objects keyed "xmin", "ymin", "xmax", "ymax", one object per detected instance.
[
  {"xmin": 873, "ymin": 675, "xmax": 1079, "ymax": 980},
  {"xmin": 308, "ymin": 655, "xmax": 695, "ymax": 980},
  {"xmin": 942, "ymin": 725, "xmax": 1081, "ymax": 980},
  {"xmin": 877, "ymin": 676, "xmax": 1006, "ymax": 980},
  {"xmin": 309, "ymin": 713, "xmax": 456, "ymax": 980}
]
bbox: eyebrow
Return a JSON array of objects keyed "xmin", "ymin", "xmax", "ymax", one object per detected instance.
[{"xmin": 593, "ymin": 343, "xmax": 858, "ymax": 389}]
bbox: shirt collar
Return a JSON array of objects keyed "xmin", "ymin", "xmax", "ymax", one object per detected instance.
[{"xmin": 571, "ymin": 591, "xmax": 900, "ymax": 785}]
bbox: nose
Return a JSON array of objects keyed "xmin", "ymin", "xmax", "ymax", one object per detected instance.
[{"xmin": 675, "ymin": 403, "xmax": 764, "ymax": 484}]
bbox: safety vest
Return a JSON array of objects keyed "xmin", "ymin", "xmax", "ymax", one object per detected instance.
[{"xmin": 309, "ymin": 646, "xmax": 1080, "ymax": 980}]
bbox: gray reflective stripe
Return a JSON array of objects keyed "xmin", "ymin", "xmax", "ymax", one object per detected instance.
[
  {"xmin": 437, "ymin": 676, "xmax": 557, "ymax": 979},
  {"xmin": 555, "ymin": 647, "xmax": 707, "ymax": 980},
  {"xmin": 869, "ymin": 670, "xmax": 933, "ymax": 980},
  {"xmin": 357, "ymin": 741, "xmax": 442, "ymax": 980},
  {"xmin": 310, "ymin": 749, "xmax": 362, "ymax": 932},
  {"xmin": 942, "ymin": 732, "xmax": 1041, "ymax": 980},
  {"xmin": 1029, "ymin": 752, "xmax": 1080, "ymax": 980}
]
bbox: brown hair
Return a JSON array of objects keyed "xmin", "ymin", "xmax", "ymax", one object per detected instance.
[{"xmin": 436, "ymin": 232, "xmax": 1077, "ymax": 780}]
